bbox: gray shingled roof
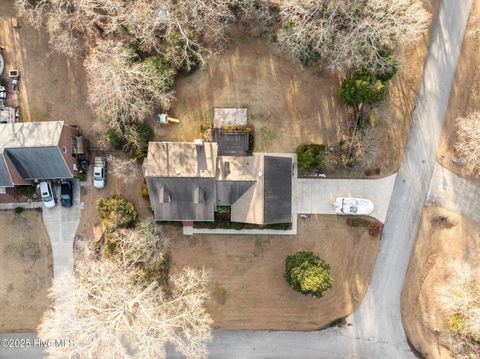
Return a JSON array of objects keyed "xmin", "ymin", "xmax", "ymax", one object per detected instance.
[
  {"xmin": 263, "ymin": 156, "xmax": 292, "ymax": 224},
  {"xmin": 216, "ymin": 181, "xmax": 254, "ymax": 206},
  {"xmin": 5, "ymin": 147, "xmax": 72, "ymax": 180},
  {"xmin": 0, "ymin": 154, "xmax": 13, "ymax": 187},
  {"xmin": 147, "ymin": 177, "xmax": 216, "ymax": 221}
]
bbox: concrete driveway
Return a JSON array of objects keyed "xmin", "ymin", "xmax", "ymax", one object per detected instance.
[
  {"xmin": 42, "ymin": 180, "xmax": 81, "ymax": 277},
  {"xmin": 295, "ymin": 174, "xmax": 396, "ymax": 223}
]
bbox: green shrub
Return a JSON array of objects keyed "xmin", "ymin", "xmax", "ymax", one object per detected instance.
[
  {"xmin": 297, "ymin": 144, "xmax": 326, "ymax": 171},
  {"xmin": 338, "ymin": 75, "xmax": 385, "ymax": 106},
  {"xmin": 14, "ymin": 207, "xmax": 24, "ymax": 214},
  {"xmin": 16, "ymin": 186, "xmax": 37, "ymax": 195},
  {"xmin": 126, "ymin": 123, "xmax": 154, "ymax": 158},
  {"xmin": 142, "ymin": 56, "xmax": 175, "ymax": 90},
  {"xmin": 284, "ymin": 251, "xmax": 333, "ymax": 298},
  {"xmin": 346, "ymin": 218, "xmax": 370, "ymax": 227},
  {"xmin": 96, "ymin": 196, "xmax": 137, "ymax": 228},
  {"xmin": 360, "ymin": 52, "xmax": 398, "ymax": 82},
  {"xmin": 264, "ymin": 223, "xmax": 292, "ymax": 230},
  {"xmin": 136, "ymin": 123, "xmax": 154, "ymax": 146},
  {"xmin": 217, "ymin": 206, "xmax": 231, "ymax": 214},
  {"xmin": 232, "ymin": 222, "xmax": 245, "ymax": 230},
  {"xmin": 105, "ymin": 129, "xmax": 126, "ymax": 150}
]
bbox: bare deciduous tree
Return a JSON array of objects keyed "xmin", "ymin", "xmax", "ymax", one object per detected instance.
[
  {"xmin": 38, "ymin": 260, "xmax": 212, "ymax": 359},
  {"xmin": 16, "ymin": 0, "xmax": 236, "ymax": 68},
  {"xmin": 107, "ymin": 155, "xmax": 139, "ymax": 185},
  {"xmin": 84, "ymin": 40, "xmax": 174, "ymax": 125},
  {"xmin": 276, "ymin": 0, "xmax": 431, "ymax": 71},
  {"xmin": 454, "ymin": 112, "xmax": 480, "ymax": 177},
  {"xmin": 435, "ymin": 262, "xmax": 480, "ymax": 358},
  {"xmin": 108, "ymin": 220, "xmax": 168, "ymax": 269}
]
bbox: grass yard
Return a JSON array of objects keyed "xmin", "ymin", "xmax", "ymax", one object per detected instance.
[
  {"xmin": 0, "ymin": 210, "xmax": 53, "ymax": 332},
  {"xmin": 402, "ymin": 207, "xmax": 480, "ymax": 358},
  {"xmin": 168, "ymin": 214, "xmax": 380, "ymax": 330}
]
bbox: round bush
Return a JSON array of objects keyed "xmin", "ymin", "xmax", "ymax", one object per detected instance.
[
  {"xmin": 284, "ymin": 251, "xmax": 333, "ymax": 298},
  {"xmin": 338, "ymin": 75, "xmax": 385, "ymax": 106},
  {"xmin": 297, "ymin": 144, "xmax": 326, "ymax": 171},
  {"xmin": 96, "ymin": 196, "xmax": 137, "ymax": 228}
]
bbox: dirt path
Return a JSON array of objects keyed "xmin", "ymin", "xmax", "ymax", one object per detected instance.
[
  {"xmin": 402, "ymin": 207, "xmax": 480, "ymax": 358},
  {"xmin": 169, "ymin": 215, "xmax": 380, "ymax": 330},
  {"xmin": 0, "ymin": 210, "xmax": 53, "ymax": 332},
  {"xmin": 437, "ymin": 0, "xmax": 480, "ymax": 183}
]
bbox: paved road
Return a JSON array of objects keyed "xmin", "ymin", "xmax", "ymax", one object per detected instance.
[
  {"xmin": 295, "ymin": 174, "xmax": 396, "ymax": 223},
  {"xmin": 179, "ymin": 0, "xmax": 471, "ymax": 357},
  {"xmin": 427, "ymin": 163, "xmax": 480, "ymax": 222}
]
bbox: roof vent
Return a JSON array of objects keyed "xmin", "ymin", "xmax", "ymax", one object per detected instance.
[
  {"xmin": 258, "ymin": 171, "xmax": 263, "ymax": 177},
  {"xmin": 176, "ymin": 170, "xmax": 181, "ymax": 176}
]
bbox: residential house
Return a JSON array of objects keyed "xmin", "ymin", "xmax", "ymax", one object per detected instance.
[
  {"xmin": 0, "ymin": 121, "xmax": 85, "ymax": 201},
  {"xmin": 144, "ymin": 141, "xmax": 293, "ymax": 225}
]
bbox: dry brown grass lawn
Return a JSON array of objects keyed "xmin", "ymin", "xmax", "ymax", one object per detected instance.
[
  {"xmin": 0, "ymin": 210, "xmax": 53, "ymax": 332},
  {"xmin": 161, "ymin": 0, "xmax": 437, "ymax": 178},
  {"xmin": 168, "ymin": 215, "xmax": 380, "ymax": 330},
  {"xmin": 0, "ymin": 0, "xmax": 102, "ymax": 146},
  {"xmin": 402, "ymin": 207, "xmax": 480, "ymax": 358},
  {"xmin": 437, "ymin": 0, "xmax": 480, "ymax": 183}
]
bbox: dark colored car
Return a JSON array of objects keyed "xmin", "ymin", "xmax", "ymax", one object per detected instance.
[{"xmin": 60, "ymin": 180, "xmax": 73, "ymax": 207}]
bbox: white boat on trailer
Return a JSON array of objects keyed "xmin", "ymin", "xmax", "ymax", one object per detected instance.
[{"xmin": 335, "ymin": 197, "xmax": 374, "ymax": 216}]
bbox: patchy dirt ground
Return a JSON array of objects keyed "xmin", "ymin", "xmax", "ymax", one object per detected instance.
[
  {"xmin": 0, "ymin": 210, "xmax": 53, "ymax": 332},
  {"xmin": 437, "ymin": 0, "xmax": 480, "ymax": 182},
  {"xmin": 401, "ymin": 207, "xmax": 480, "ymax": 358},
  {"xmin": 168, "ymin": 215, "xmax": 380, "ymax": 330},
  {"xmin": 75, "ymin": 151, "xmax": 151, "ymax": 243},
  {"xmin": 0, "ymin": 1, "xmax": 103, "ymax": 146}
]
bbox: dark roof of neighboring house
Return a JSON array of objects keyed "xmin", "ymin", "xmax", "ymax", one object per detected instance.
[
  {"xmin": 4, "ymin": 147, "xmax": 73, "ymax": 180},
  {"xmin": 263, "ymin": 156, "xmax": 292, "ymax": 224},
  {"xmin": 146, "ymin": 177, "xmax": 216, "ymax": 221},
  {"xmin": 0, "ymin": 154, "xmax": 13, "ymax": 187},
  {"xmin": 214, "ymin": 129, "xmax": 249, "ymax": 156},
  {"xmin": 216, "ymin": 180, "xmax": 255, "ymax": 206}
]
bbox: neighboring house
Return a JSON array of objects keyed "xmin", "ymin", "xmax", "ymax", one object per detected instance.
[
  {"xmin": 144, "ymin": 109, "xmax": 292, "ymax": 225},
  {"xmin": 0, "ymin": 121, "xmax": 85, "ymax": 200}
]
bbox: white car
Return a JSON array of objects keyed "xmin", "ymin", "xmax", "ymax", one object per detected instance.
[
  {"xmin": 39, "ymin": 181, "xmax": 56, "ymax": 208},
  {"xmin": 93, "ymin": 157, "xmax": 106, "ymax": 189},
  {"xmin": 335, "ymin": 197, "xmax": 374, "ymax": 215}
]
